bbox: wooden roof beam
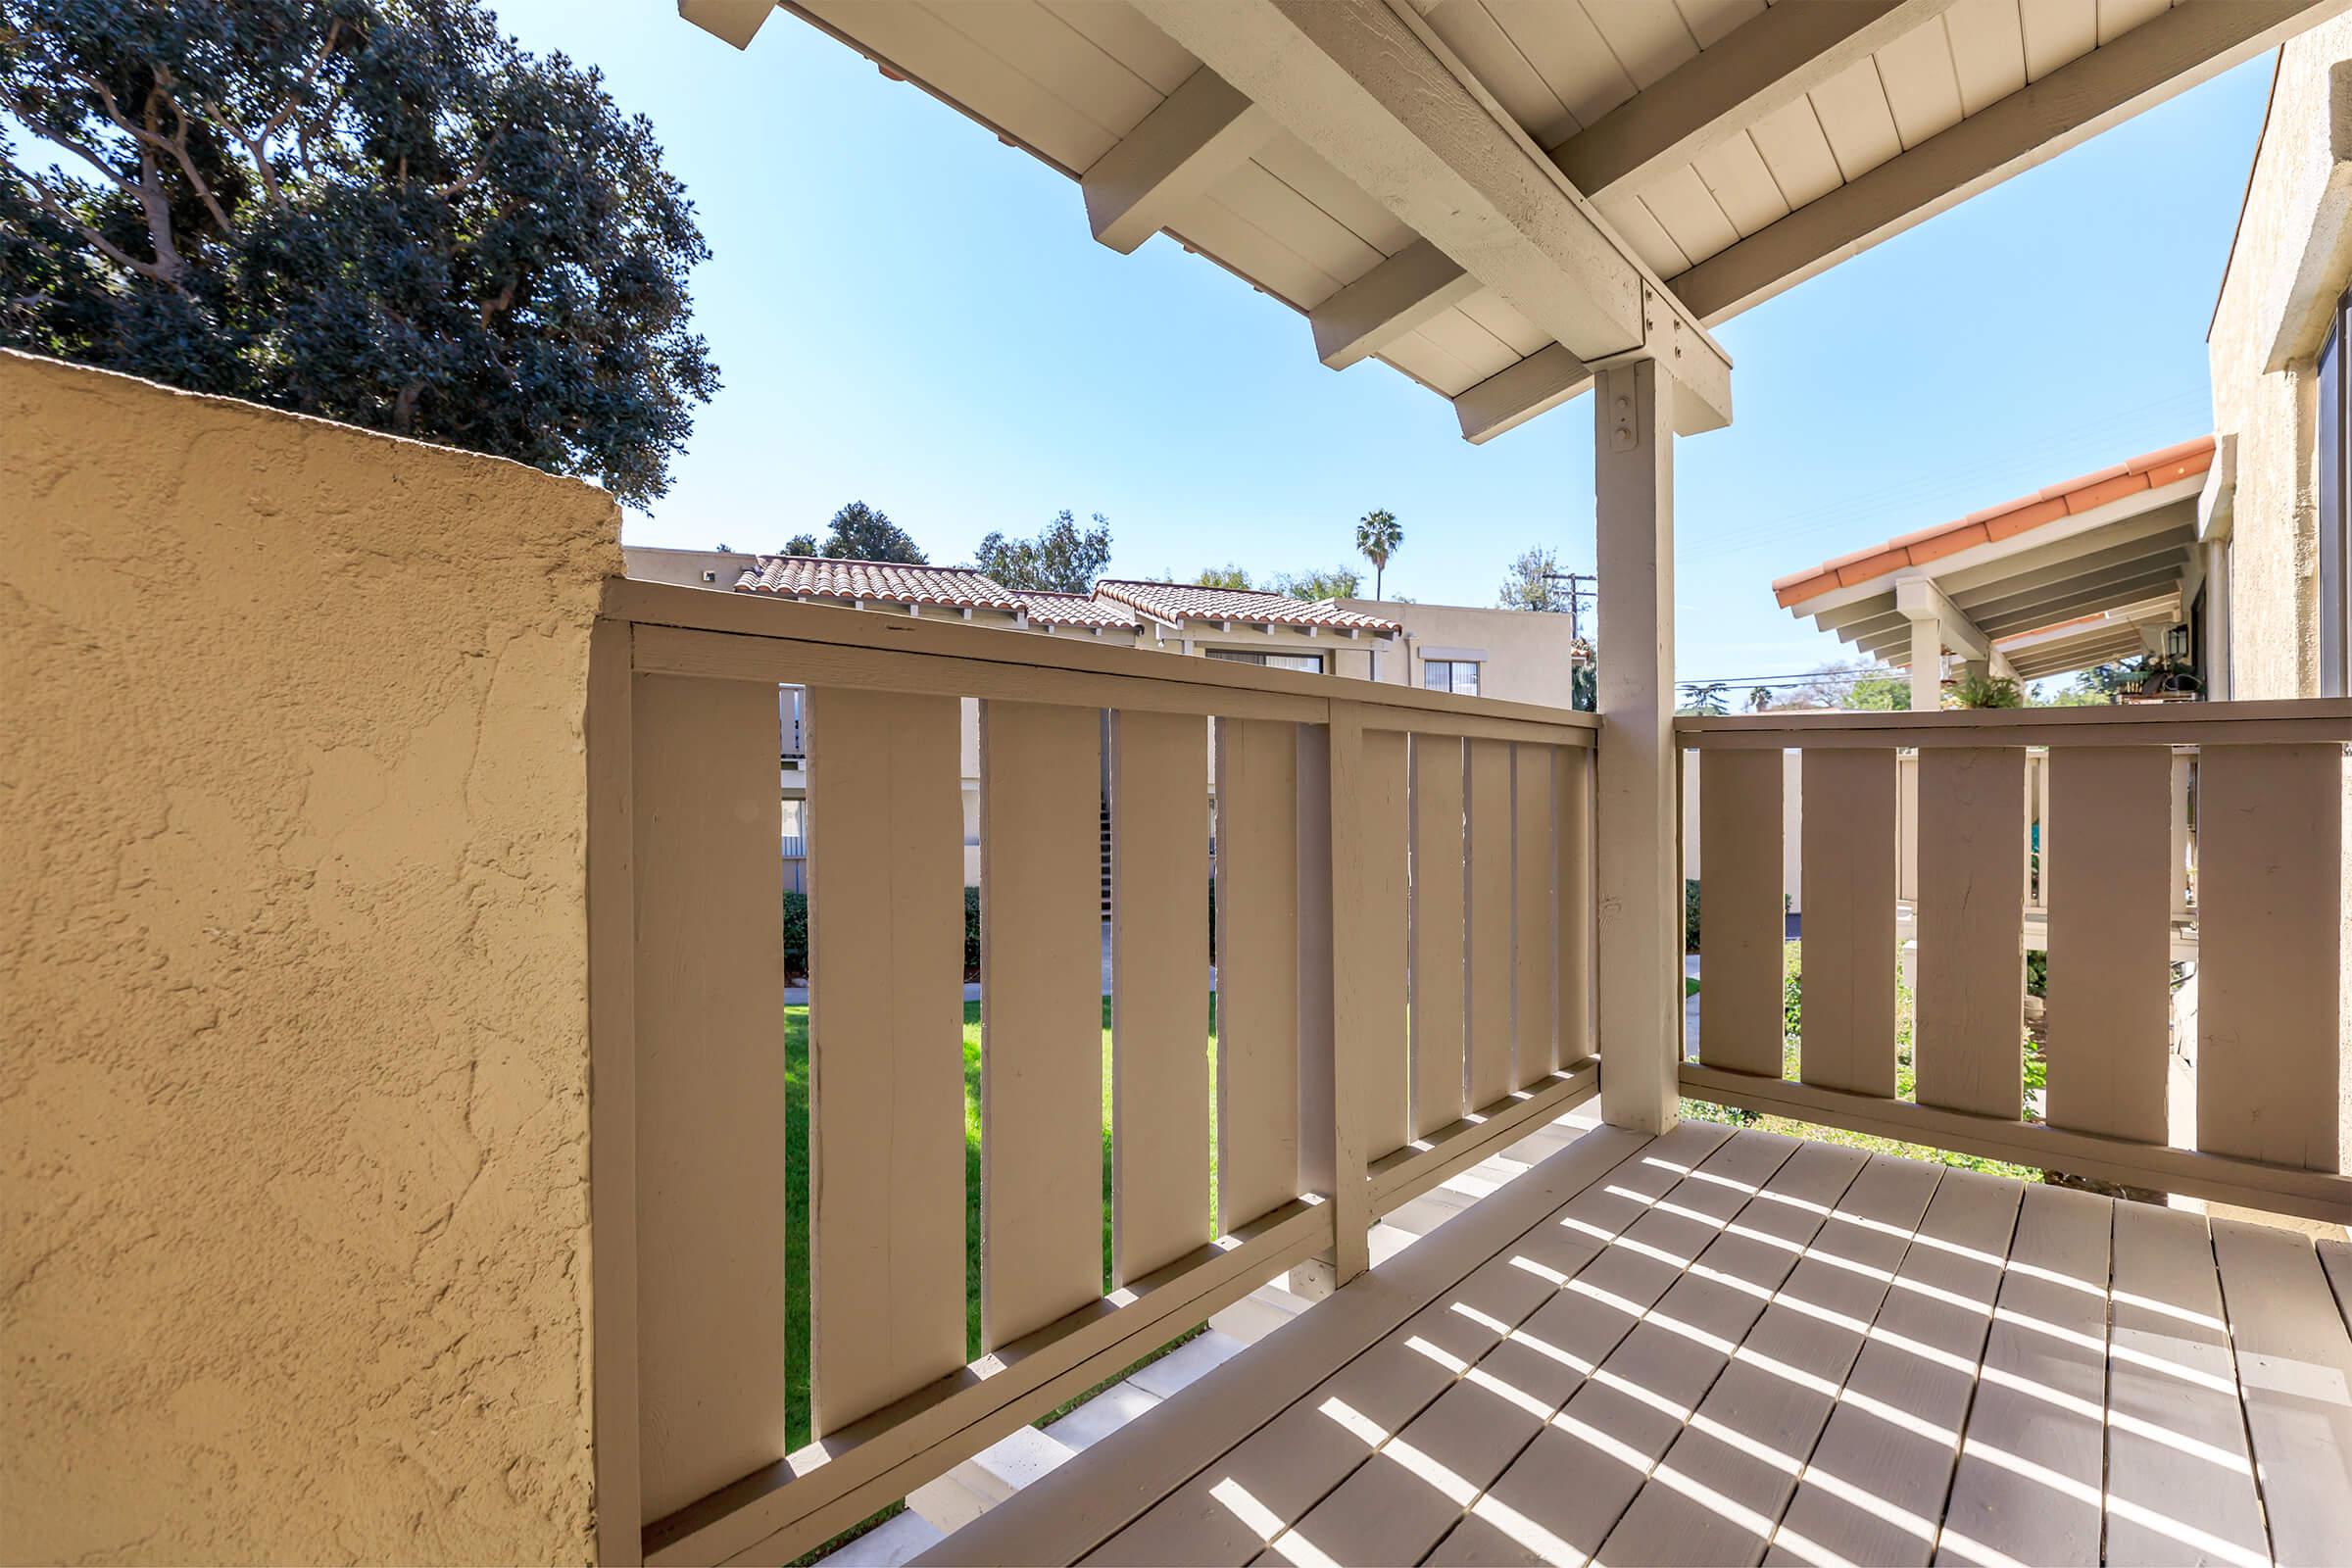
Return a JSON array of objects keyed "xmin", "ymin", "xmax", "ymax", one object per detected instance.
[
  {"xmin": 1131, "ymin": 0, "xmax": 1733, "ymax": 433},
  {"xmin": 1082, "ymin": 68, "xmax": 1272, "ymax": 255},
  {"xmin": 1671, "ymin": 0, "xmax": 2347, "ymax": 325},
  {"xmin": 677, "ymin": 0, "xmax": 773, "ymax": 50},
  {"xmin": 1553, "ymin": 0, "xmax": 1958, "ymax": 206},
  {"xmin": 1310, "ymin": 239, "xmax": 1483, "ymax": 370}
]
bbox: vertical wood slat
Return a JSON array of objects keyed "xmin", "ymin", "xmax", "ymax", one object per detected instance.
[
  {"xmin": 1511, "ymin": 745, "xmax": 1557, "ymax": 1087},
  {"xmin": 1303, "ymin": 711, "xmax": 1369, "ymax": 1283},
  {"xmin": 1556, "ymin": 746, "xmax": 1595, "ymax": 1066},
  {"xmin": 1356, "ymin": 728, "xmax": 1411, "ymax": 1161},
  {"xmin": 1110, "ymin": 710, "xmax": 1211, "ymax": 1284},
  {"xmin": 632, "ymin": 672, "xmax": 790, "ymax": 1520},
  {"xmin": 1215, "ymin": 717, "xmax": 1301, "ymax": 1231},
  {"xmin": 2198, "ymin": 743, "xmax": 2344, "ymax": 1171},
  {"xmin": 1913, "ymin": 748, "xmax": 2027, "ymax": 1120},
  {"xmin": 588, "ymin": 620, "xmax": 644, "ymax": 1561},
  {"xmin": 1465, "ymin": 738, "xmax": 1513, "ymax": 1108},
  {"xmin": 2044, "ymin": 747, "xmax": 2173, "ymax": 1145},
  {"xmin": 806, "ymin": 686, "xmax": 966, "ymax": 1434},
  {"xmin": 1797, "ymin": 748, "xmax": 1899, "ymax": 1099},
  {"xmin": 1698, "ymin": 748, "xmax": 1786, "ymax": 1079},
  {"xmin": 979, "ymin": 701, "xmax": 1104, "ymax": 1349},
  {"xmin": 1409, "ymin": 734, "xmax": 1467, "ymax": 1136}
]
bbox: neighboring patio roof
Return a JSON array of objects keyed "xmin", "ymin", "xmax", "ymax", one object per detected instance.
[
  {"xmin": 1011, "ymin": 589, "xmax": 1141, "ymax": 630},
  {"xmin": 732, "ymin": 556, "xmax": 1028, "ymax": 612},
  {"xmin": 1094, "ymin": 579, "xmax": 1403, "ymax": 635},
  {"xmin": 683, "ymin": 0, "xmax": 2328, "ymax": 444},
  {"xmin": 1772, "ymin": 435, "xmax": 2217, "ymax": 682}
]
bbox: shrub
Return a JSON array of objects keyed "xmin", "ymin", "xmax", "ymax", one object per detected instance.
[
  {"xmin": 966, "ymin": 886, "xmax": 982, "ymax": 974},
  {"xmin": 783, "ymin": 890, "xmax": 808, "ymax": 982},
  {"xmin": 1684, "ymin": 879, "xmax": 1701, "ymax": 953}
]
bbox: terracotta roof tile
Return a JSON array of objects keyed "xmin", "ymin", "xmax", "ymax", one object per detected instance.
[
  {"xmin": 733, "ymin": 556, "xmax": 1027, "ymax": 611},
  {"xmin": 1772, "ymin": 435, "xmax": 2214, "ymax": 609},
  {"xmin": 1015, "ymin": 589, "xmax": 1138, "ymax": 628},
  {"xmin": 1094, "ymin": 580, "xmax": 1402, "ymax": 633}
]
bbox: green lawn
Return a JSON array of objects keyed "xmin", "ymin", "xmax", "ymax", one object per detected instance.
[{"xmin": 782, "ymin": 997, "xmax": 1219, "ymax": 1452}]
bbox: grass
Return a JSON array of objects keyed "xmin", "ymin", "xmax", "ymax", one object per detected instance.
[{"xmin": 782, "ymin": 996, "xmax": 1221, "ymax": 1453}]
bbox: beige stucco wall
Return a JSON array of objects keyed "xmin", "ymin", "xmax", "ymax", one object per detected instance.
[
  {"xmin": 1330, "ymin": 599, "xmax": 1582, "ymax": 707},
  {"xmin": 1, "ymin": 351, "xmax": 619, "ymax": 1562},
  {"xmin": 2207, "ymin": 21, "xmax": 2352, "ymax": 1171}
]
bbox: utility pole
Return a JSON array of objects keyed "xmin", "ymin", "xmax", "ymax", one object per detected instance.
[{"xmin": 1543, "ymin": 569, "xmax": 1597, "ymax": 650}]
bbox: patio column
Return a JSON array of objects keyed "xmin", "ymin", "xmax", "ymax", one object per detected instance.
[
  {"xmin": 1594, "ymin": 357, "xmax": 1682, "ymax": 1134},
  {"xmin": 1904, "ymin": 610, "xmax": 1943, "ymax": 711}
]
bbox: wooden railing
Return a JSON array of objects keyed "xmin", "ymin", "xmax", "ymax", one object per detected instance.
[
  {"xmin": 1676, "ymin": 702, "xmax": 2351, "ymax": 1224},
  {"xmin": 586, "ymin": 580, "xmax": 1599, "ymax": 1565}
]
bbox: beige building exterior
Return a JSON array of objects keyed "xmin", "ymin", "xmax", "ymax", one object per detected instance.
[{"xmin": 2204, "ymin": 15, "xmax": 2352, "ymax": 1154}]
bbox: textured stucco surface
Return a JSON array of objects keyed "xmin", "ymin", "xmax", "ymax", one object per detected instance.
[
  {"xmin": 2207, "ymin": 20, "xmax": 2352, "ymax": 1171},
  {"xmin": 1, "ymin": 351, "xmax": 620, "ymax": 1562}
]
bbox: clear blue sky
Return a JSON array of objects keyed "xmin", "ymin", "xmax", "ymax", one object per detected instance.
[{"xmin": 493, "ymin": 0, "xmax": 2265, "ymax": 684}]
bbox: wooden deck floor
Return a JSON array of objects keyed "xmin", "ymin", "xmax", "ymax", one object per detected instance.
[{"xmin": 919, "ymin": 1122, "xmax": 2352, "ymax": 1568}]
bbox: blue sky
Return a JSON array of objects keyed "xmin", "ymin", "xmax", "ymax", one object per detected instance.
[{"xmin": 493, "ymin": 1, "xmax": 2265, "ymax": 684}]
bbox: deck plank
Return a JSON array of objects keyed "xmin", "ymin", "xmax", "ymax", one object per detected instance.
[
  {"xmin": 2101, "ymin": 1200, "xmax": 2268, "ymax": 1568},
  {"xmin": 1085, "ymin": 1123, "xmax": 1741, "ymax": 1566},
  {"xmin": 1764, "ymin": 1167, "xmax": 2024, "ymax": 1568},
  {"xmin": 1935, "ymin": 1182, "xmax": 2112, "ymax": 1567},
  {"xmin": 2213, "ymin": 1217, "xmax": 2352, "ymax": 1566},
  {"xmin": 1423, "ymin": 1140, "xmax": 1869, "ymax": 1567},
  {"xmin": 1272, "ymin": 1133, "xmax": 1839, "ymax": 1567},
  {"xmin": 1598, "ymin": 1153, "xmax": 1945, "ymax": 1568}
]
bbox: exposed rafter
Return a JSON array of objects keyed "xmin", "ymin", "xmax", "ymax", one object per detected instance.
[
  {"xmin": 1081, "ymin": 68, "xmax": 1271, "ymax": 256},
  {"xmin": 1552, "ymin": 0, "xmax": 1958, "ymax": 206},
  {"xmin": 1454, "ymin": 345, "xmax": 1592, "ymax": 445},
  {"xmin": 1672, "ymin": 0, "xmax": 2347, "ymax": 325},
  {"xmin": 1129, "ymin": 0, "xmax": 1733, "ymax": 433},
  {"xmin": 1309, "ymin": 239, "xmax": 1483, "ymax": 370}
]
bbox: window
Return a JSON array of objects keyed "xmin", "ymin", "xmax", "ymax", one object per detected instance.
[
  {"xmin": 1206, "ymin": 648, "xmax": 1323, "ymax": 673},
  {"xmin": 780, "ymin": 798, "xmax": 806, "ymax": 858},
  {"xmin": 2323, "ymin": 291, "xmax": 2351, "ymax": 697},
  {"xmin": 1422, "ymin": 659, "xmax": 1482, "ymax": 696}
]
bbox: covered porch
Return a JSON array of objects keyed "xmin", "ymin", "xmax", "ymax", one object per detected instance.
[{"xmin": 603, "ymin": 3, "xmax": 2352, "ymax": 1565}]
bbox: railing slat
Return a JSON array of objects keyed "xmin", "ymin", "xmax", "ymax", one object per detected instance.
[
  {"xmin": 1913, "ymin": 748, "xmax": 2029, "ymax": 1120},
  {"xmin": 979, "ymin": 701, "xmax": 1106, "ymax": 1348},
  {"xmin": 1214, "ymin": 717, "xmax": 1303, "ymax": 1231},
  {"xmin": 1699, "ymin": 748, "xmax": 1786, "ymax": 1079},
  {"xmin": 1556, "ymin": 747, "xmax": 1595, "ymax": 1066},
  {"xmin": 2044, "ymin": 747, "xmax": 2173, "ymax": 1145},
  {"xmin": 1796, "ymin": 748, "xmax": 1899, "ymax": 1098},
  {"xmin": 632, "ymin": 673, "xmax": 790, "ymax": 1521},
  {"xmin": 1511, "ymin": 745, "xmax": 1558, "ymax": 1088},
  {"xmin": 1465, "ymin": 738, "xmax": 1514, "ymax": 1107},
  {"xmin": 2198, "ymin": 743, "xmax": 2344, "ymax": 1172},
  {"xmin": 1356, "ymin": 727, "xmax": 1412, "ymax": 1161},
  {"xmin": 1410, "ymin": 734, "xmax": 1468, "ymax": 1137},
  {"xmin": 806, "ymin": 686, "xmax": 966, "ymax": 1433},
  {"xmin": 1109, "ymin": 710, "xmax": 1212, "ymax": 1284}
]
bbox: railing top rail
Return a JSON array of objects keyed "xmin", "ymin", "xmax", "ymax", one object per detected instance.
[
  {"xmin": 604, "ymin": 577, "xmax": 1598, "ymax": 742},
  {"xmin": 1673, "ymin": 699, "xmax": 2352, "ymax": 749}
]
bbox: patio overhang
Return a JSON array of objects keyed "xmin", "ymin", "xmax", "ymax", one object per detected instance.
[
  {"xmin": 680, "ymin": 0, "xmax": 2343, "ymax": 443},
  {"xmin": 1773, "ymin": 436, "xmax": 2216, "ymax": 686}
]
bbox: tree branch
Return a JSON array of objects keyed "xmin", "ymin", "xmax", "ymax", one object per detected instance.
[
  {"xmin": 147, "ymin": 73, "xmax": 236, "ymax": 237},
  {"xmin": 14, "ymin": 169, "xmax": 180, "ymax": 285},
  {"xmin": 0, "ymin": 84, "xmax": 145, "ymax": 200}
]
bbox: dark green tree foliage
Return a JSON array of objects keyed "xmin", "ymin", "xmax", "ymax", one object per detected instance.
[
  {"xmin": 1270, "ymin": 565, "xmax": 1359, "ymax": 601},
  {"xmin": 778, "ymin": 532, "xmax": 819, "ymax": 557},
  {"xmin": 814, "ymin": 501, "xmax": 925, "ymax": 564},
  {"xmin": 1195, "ymin": 564, "xmax": 1252, "ymax": 590},
  {"xmin": 973, "ymin": 509, "xmax": 1111, "ymax": 593},
  {"xmin": 0, "ymin": 0, "xmax": 715, "ymax": 506}
]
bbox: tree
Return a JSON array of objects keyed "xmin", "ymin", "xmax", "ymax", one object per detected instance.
[
  {"xmin": 1196, "ymin": 564, "xmax": 1252, "ymax": 590},
  {"xmin": 1496, "ymin": 545, "xmax": 1572, "ymax": 612},
  {"xmin": 1270, "ymin": 565, "xmax": 1360, "ymax": 601},
  {"xmin": 1843, "ymin": 668, "xmax": 1912, "ymax": 710},
  {"xmin": 1680, "ymin": 682, "xmax": 1730, "ymax": 717},
  {"xmin": 1355, "ymin": 508, "xmax": 1401, "ymax": 600},
  {"xmin": 817, "ymin": 501, "xmax": 925, "ymax": 564},
  {"xmin": 973, "ymin": 509, "xmax": 1111, "ymax": 593},
  {"xmin": 779, "ymin": 532, "xmax": 819, "ymax": 557},
  {"xmin": 0, "ymin": 0, "xmax": 716, "ymax": 507}
]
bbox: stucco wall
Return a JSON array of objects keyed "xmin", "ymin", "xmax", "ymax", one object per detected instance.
[
  {"xmin": 0, "ymin": 351, "xmax": 619, "ymax": 1562},
  {"xmin": 1330, "ymin": 599, "xmax": 1583, "ymax": 707}
]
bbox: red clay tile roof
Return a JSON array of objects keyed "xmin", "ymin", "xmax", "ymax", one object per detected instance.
[
  {"xmin": 1094, "ymin": 580, "xmax": 1403, "ymax": 633},
  {"xmin": 1014, "ymin": 589, "xmax": 1139, "ymax": 628},
  {"xmin": 1772, "ymin": 435, "xmax": 2216, "ymax": 609},
  {"xmin": 733, "ymin": 556, "xmax": 1027, "ymax": 611}
]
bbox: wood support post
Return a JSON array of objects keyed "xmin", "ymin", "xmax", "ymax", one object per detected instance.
[
  {"xmin": 1594, "ymin": 359, "xmax": 1682, "ymax": 1135},
  {"xmin": 1299, "ymin": 710, "xmax": 1371, "ymax": 1286},
  {"xmin": 1906, "ymin": 611, "xmax": 1943, "ymax": 711}
]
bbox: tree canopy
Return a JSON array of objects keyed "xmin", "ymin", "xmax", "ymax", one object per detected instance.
[
  {"xmin": 1496, "ymin": 544, "xmax": 1572, "ymax": 612},
  {"xmin": 1195, "ymin": 564, "xmax": 1252, "ymax": 590},
  {"xmin": 973, "ymin": 510, "xmax": 1111, "ymax": 593},
  {"xmin": 809, "ymin": 501, "xmax": 925, "ymax": 564},
  {"xmin": 0, "ymin": 0, "xmax": 716, "ymax": 507},
  {"xmin": 1354, "ymin": 508, "xmax": 1401, "ymax": 599},
  {"xmin": 1269, "ymin": 565, "xmax": 1359, "ymax": 601}
]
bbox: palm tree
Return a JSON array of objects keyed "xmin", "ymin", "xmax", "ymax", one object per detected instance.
[{"xmin": 1355, "ymin": 509, "xmax": 1403, "ymax": 601}]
